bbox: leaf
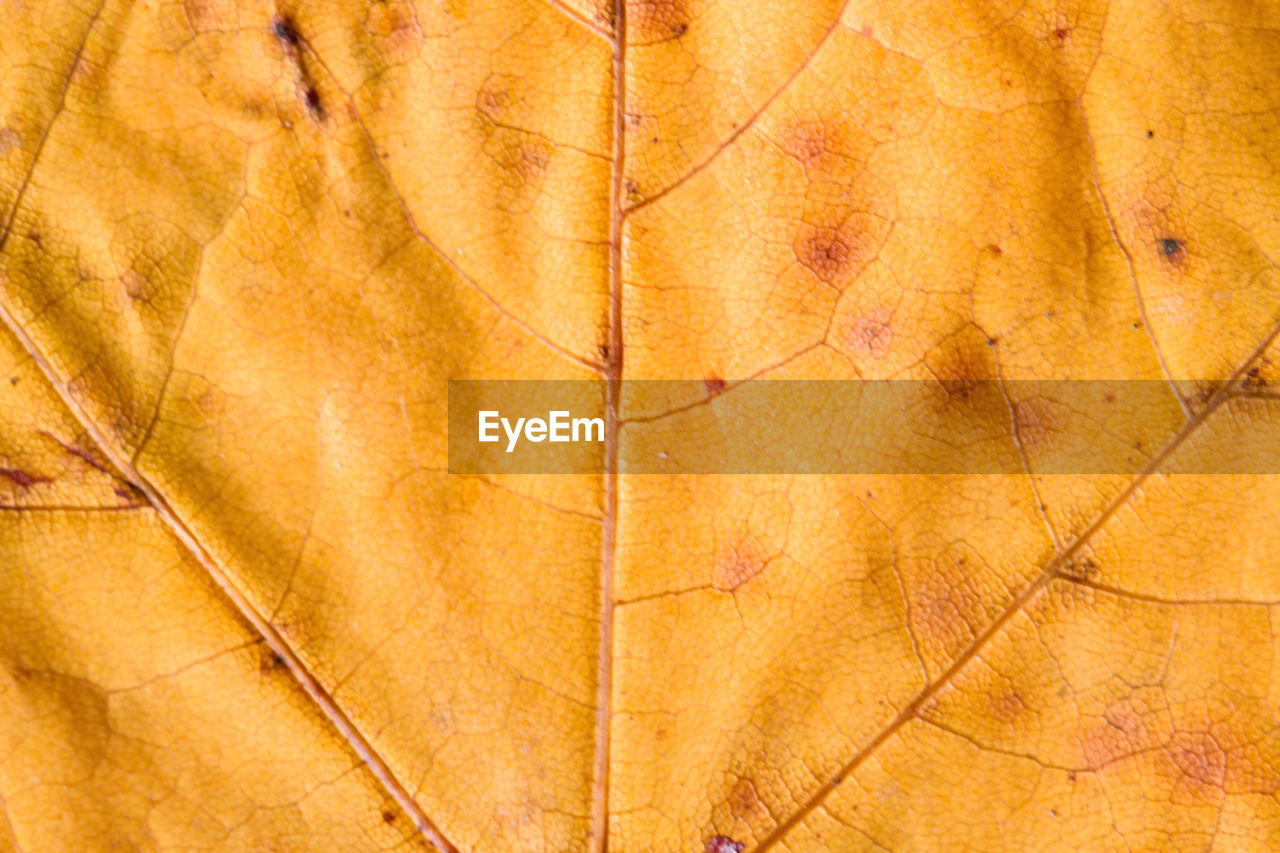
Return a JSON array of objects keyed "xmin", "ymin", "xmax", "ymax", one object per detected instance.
[{"xmin": 1, "ymin": 0, "xmax": 1279, "ymax": 851}]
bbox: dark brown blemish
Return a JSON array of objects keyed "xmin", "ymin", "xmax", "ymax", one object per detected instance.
[
  {"xmin": 705, "ymin": 837, "xmax": 745, "ymax": 853},
  {"xmin": 8, "ymin": 376, "xmax": 17, "ymax": 386},
  {"xmin": 632, "ymin": 0, "xmax": 691, "ymax": 42},
  {"xmin": 381, "ymin": 810, "xmax": 397, "ymax": 824},
  {"xmin": 925, "ymin": 337, "xmax": 999, "ymax": 407},
  {"xmin": 259, "ymin": 645, "xmax": 288, "ymax": 674},
  {"xmin": 1052, "ymin": 27, "xmax": 1071, "ymax": 42},
  {"xmin": 303, "ymin": 85, "xmax": 324, "ymax": 119},
  {"xmin": 1158, "ymin": 237, "xmax": 1184, "ymax": 262},
  {"xmin": 0, "ymin": 468, "xmax": 51, "ymax": 490},
  {"xmin": 704, "ymin": 375, "xmax": 726, "ymax": 395},
  {"xmin": 1146, "ymin": 129, "xmax": 1155, "ymax": 139},
  {"xmin": 271, "ymin": 14, "xmax": 301, "ymax": 49}
]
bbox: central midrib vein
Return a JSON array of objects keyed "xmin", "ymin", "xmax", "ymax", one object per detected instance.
[{"xmin": 591, "ymin": 0, "xmax": 628, "ymax": 848}]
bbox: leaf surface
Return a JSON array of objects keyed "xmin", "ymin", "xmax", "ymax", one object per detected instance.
[{"xmin": 2, "ymin": 0, "xmax": 1280, "ymax": 851}]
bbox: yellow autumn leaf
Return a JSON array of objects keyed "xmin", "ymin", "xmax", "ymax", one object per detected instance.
[{"xmin": 2, "ymin": 0, "xmax": 1279, "ymax": 851}]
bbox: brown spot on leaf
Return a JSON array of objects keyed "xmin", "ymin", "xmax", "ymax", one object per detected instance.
[
  {"xmin": 1158, "ymin": 237, "xmax": 1185, "ymax": 263},
  {"xmin": 365, "ymin": 0, "xmax": 424, "ymax": 59},
  {"xmin": 728, "ymin": 777, "xmax": 764, "ymax": 820},
  {"xmin": 631, "ymin": 0, "xmax": 690, "ymax": 42},
  {"xmin": 705, "ymin": 837, "xmax": 745, "ymax": 853},
  {"xmin": 924, "ymin": 332, "xmax": 1000, "ymax": 410},
  {"xmin": 303, "ymin": 86, "xmax": 324, "ymax": 120},
  {"xmin": 794, "ymin": 222, "xmax": 863, "ymax": 285},
  {"xmin": 121, "ymin": 269, "xmax": 155, "ymax": 304},
  {"xmin": 381, "ymin": 809, "xmax": 397, "ymax": 823},
  {"xmin": 704, "ymin": 374, "xmax": 726, "ymax": 395},
  {"xmin": 271, "ymin": 14, "xmax": 301, "ymax": 49},
  {"xmin": 258, "ymin": 644, "xmax": 288, "ymax": 674}
]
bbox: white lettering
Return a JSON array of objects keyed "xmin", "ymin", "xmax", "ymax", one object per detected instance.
[
  {"xmin": 573, "ymin": 416, "xmax": 604, "ymax": 442},
  {"xmin": 478, "ymin": 411, "xmax": 500, "ymax": 442},
  {"xmin": 502, "ymin": 416, "xmax": 525, "ymax": 453},
  {"xmin": 549, "ymin": 410, "xmax": 570, "ymax": 442}
]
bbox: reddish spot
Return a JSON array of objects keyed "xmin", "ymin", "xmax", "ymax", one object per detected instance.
[
  {"xmin": 795, "ymin": 223, "xmax": 861, "ymax": 285},
  {"xmin": 705, "ymin": 375, "xmax": 726, "ymax": 395},
  {"xmin": 303, "ymin": 86, "xmax": 324, "ymax": 119},
  {"xmin": 843, "ymin": 310, "xmax": 892, "ymax": 359},
  {"xmin": 1166, "ymin": 730, "xmax": 1228, "ymax": 804},
  {"xmin": 381, "ymin": 810, "xmax": 397, "ymax": 824},
  {"xmin": 1012, "ymin": 396, "xmax": 1058, "ymax": 453},
  {"xmin": 705, "ymin": 837, "xmax": 744, "ymax": 853},
  {"xmin": 925, "ymin": 336, "xmax": 999, "ymax": 408},
  {"xmin": 780, "ymin": 117, "xmax": 843, "ymax": 165},
  {"xmin": 1053, "ymin": 27, "xmax": 1071, "ymax": 42},
  {"xmin": 1082, "ymin": 699, "xmax": 1150, "ymax": 770},
  {"xmin": 0, "ymin": 468, "xmax": 51, "ymax": 489},
  {"xmin": 632, "ymin": 0, "xmax": 690, "ymax": 41},
  {"xmin": 714, "ymin": 534, "xmax": 768, "ymax": 591},
  {"xmin": 990, "ymin": 687, "xmax": 1025, "ymax": 722},
  {"xmin": 909, "ymin": 557, "xmax": 983, "ymax": 658}
]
